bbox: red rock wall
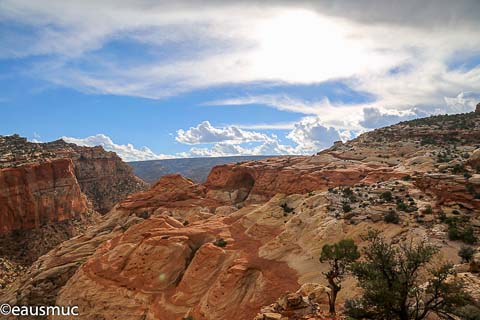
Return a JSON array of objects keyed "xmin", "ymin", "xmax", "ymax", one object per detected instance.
[
  {"xmin": 51, "ymin": 145, "xmax": 149, "ymax": 214},
  {"xmin": 205, "ymin": 160, "xmax": 405, "ymax": 203},
  {"xmin": 0, "ymin": 159, "xmax": 88, "ymax": 234}
]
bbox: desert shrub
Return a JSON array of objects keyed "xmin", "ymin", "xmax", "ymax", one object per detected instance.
[
  {"xmin": 458, "ymin": 246, "xmax": 475, "ymax": 263},
  {"xmin": 342, "ymin": 187, "xmax": 354, "ymax": 197},
  {"xmin": 280, "ymin": 202, "xmax": 294, "ymax": 213},
  {"xmin": 447, "ymin": 219, "xmax": 477, "ymax": 244},
  {"xmin": 456, "ymin": 305, "xmax": 480, "ymax": 320},
  {"xmin": 384, "ymin": 210, "xmax": 399, "ymax": 224},
  {"xmin": 452, "ymin": 163, "xmax": 466, "ymax": 174},
  {"xmin": 342, "ymin": 202, "xmax": 352, "ymax": 213},
  {"xmin": 396, "ymin": 200, "xmax": 408, "ymax": 211},
  {"xmin": 380, "ymin": 191, "xmax": 393, "ymax": 202},
  {"xmin": 213, "ymin": 238, "xmax": 227, "ymax": 247}
]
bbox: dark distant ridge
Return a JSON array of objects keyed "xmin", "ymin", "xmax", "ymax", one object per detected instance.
[{"xmin": 129, "ymin": 155, "xmax": 278, "ymax": 183}]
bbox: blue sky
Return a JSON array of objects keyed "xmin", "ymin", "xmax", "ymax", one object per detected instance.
[{"xmin": 1, "ymin": 0, "xmax": 480, "ymax": 161}]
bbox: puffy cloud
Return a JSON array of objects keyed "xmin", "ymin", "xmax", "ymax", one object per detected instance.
[
  {"xmin": 182, "ymin": 140, "xmax": 296, "ymax": 157},
  {"xmin": 444, "ymin": 91, "xmax": 480, "ymax": 114},
  {"xmin": 360, "ymin": 107, "xmax": 427, "ymax": 129},
  {"xmin": 286, "ymin": 117, "xmax": 350, "ymax": 153},
  {"xmin": 61, "ymin": 134, "xmax": 173, "ymax": 162},
  {"xmin": 175, "ymin": 121, "xmax": 274, "ymax": 145},
  {"xmin": 176, "ymin": 119, "xmax": 350, "ymax": 157}
]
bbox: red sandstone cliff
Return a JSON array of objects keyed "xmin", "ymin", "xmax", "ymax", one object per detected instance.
[
  {"xmin": 0, "ymin": 159, "xmax": 88, "ymax": 234},
  {"xmin": 44, "ymin": 141, "xmax": 149, "ymax": 213},
  {"xmin": 0, "ymin": 135, "xmax": 148, "ymax": 214}
]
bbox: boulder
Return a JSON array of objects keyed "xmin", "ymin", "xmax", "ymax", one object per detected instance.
[
  {"xmin": 470, "ymin": 252, "xmax": 480, "ymax": 273},
  {"xmin": 296, "ymin": 283, "xmax": 331, "ymax": 305}
]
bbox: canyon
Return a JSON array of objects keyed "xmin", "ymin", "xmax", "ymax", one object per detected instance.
[
  {"xmin": 1, "ymin": 109, "xmax": 480, "ymax": 319},
  {"xmin": 0, "ymin": 135, "xmax": 148, "ymax": 288}
]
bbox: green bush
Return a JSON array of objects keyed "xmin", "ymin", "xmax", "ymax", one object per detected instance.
[
  {"xmin": 345, "ymin": 231, "xmax": 472, "ymax": 320},
  {"xmin": 396, "ymin": 200, "xmax": 408, "ymax": 211},
  {"xmin": 342, "ymin": 187, "xmax": 354, "ymax": 197},
  {"xmin": 458, "ymin": 246, "xmax": 475, "ymax": 263},
  {"xmin": 213, "ymin": 238, "xmax": 227, "ymax": 247},
  {"xmin": 447, "ymin": 220, "xmax": 477, "ymax": 244},
  {"xmin": 384, "ymin": 210, "xmax": 399, "ymax": 224},
  {"xmin": 380, "ymin": 191, "xmax": 393, "ymax": 202},
  {"xmin": 280, "ymin": 202, "xmax": 294, "ymax": 213},
  {"xmin": 456, "ymin": 305, "xmax": 480, "ymax": 320}
]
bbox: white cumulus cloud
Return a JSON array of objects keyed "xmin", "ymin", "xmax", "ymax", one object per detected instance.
[
  {"xmin": 61, "ymin": 134, "xmax": 173, "ymax": 162},
  {"xmin": 175, "ymin": 121, "xmax": 274, "ymax": 145}
]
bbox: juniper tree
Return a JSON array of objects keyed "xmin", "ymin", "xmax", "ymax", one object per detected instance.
[
  {"xmin": 345, "ymin": 230, "xmax": 473, "ymax": 320},
  {"xmin": 319, "ymin": 238, "xmax": 360, "ymax": 314}
]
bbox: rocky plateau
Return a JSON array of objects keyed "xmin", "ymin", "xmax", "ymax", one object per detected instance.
[{"xmin": 1, "ymin": 109, "xmax": 480, "ymax": 319}]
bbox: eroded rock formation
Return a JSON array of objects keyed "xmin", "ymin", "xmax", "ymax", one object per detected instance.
[
  {"xmin": 0, "ymin": 134, "xmax": 148, "ymax": 214},
  {"xmin": 0, "ymin": 158, "xmax": 88, "ymax": 234},
  {"xmin": 2, "ymin": 111, "xmax": 480, "ymax": 319}
]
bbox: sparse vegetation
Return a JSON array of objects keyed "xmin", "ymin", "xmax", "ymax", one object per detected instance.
[
  {"xmin": 320, "ymin": 239, "xmax": 360, "ymax": 314},
  {"xmin": 345, "ymin": 230, "xmax": 473, "ymax": 320},
  {"xmin": 342, "ymin": 202, "xmax": 352, "ymax": 213},
  {"xmin": 280, "ymin": 202, "xmax": 294, "ymax": 213},
  {"xmin": 452, "ymin": 163, "xmax": 467, "ymax": 174},
  {"xmin": 458, "ymin": 246, "xmax": 475, "ymax": 263},
  {"xmin": 446, "ymin": 218, "xmax": 477, "ymax": 244},
  {"xmin": 380, "ymin": 191, "xmax": 393, "ymax": 202},
  {"xmin": 213, "ymin": 238, "xmax": 227, "ymax": 247},
  {"xmin": 384, "ymin": 209, "xmax": 399, "ymax": 224}
]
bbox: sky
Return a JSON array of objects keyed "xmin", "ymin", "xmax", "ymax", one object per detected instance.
[{"xmin": 1, "ymin": 0, "xmax": 480, "ymax": 161}]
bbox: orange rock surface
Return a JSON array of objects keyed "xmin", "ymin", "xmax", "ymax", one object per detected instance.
[
  {"xmin": 0, "ymin": 159, "xmax": 88, "ymax": 234},
  {"xmin": 54, "ymin": 214, "xmax": 299, "ymax": 320}
]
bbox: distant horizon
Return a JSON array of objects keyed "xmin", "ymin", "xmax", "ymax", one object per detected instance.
[
  {"xmin": 2, "ymin": 1, "xmax": 479, "ymax": 161},
  {"xmin": 5, "ymin": 107, "xmax": 480, "ymax": 161}
]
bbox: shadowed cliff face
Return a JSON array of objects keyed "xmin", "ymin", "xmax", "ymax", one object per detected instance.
[
  {"xmin": 43, "ymin": 141, "xmax": 149, "ymax": 214},
  {"xmin": 0, "ymin": 158, "xmax": 88, "ymax": 234},
  {"xmin": 0, "ymin": 135, "xmax": 147, "ymax": 287},
  {"xmin": 0, "ymin": 134, "xmax": 148, "ymax": 216}
]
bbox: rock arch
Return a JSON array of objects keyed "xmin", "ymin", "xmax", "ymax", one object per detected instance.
[{"xmin": 225, "ymin": 171, "xmax": 255, "ymax": 203}]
